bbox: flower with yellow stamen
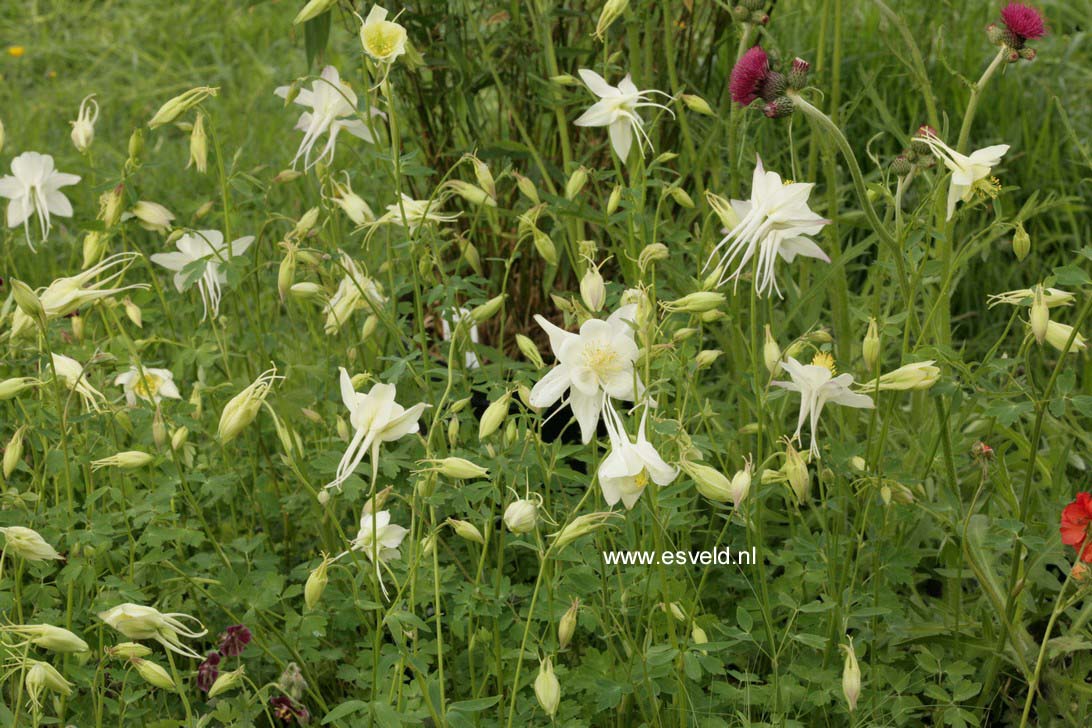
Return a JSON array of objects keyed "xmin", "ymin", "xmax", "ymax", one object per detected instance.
[{"xmin": 811, "ymin": 351, "xmax": 836, "ymax": 374}]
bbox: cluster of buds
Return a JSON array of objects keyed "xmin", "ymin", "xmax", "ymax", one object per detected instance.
[
  {"xmin": 987, "ymin": 3, "xmax": 1046, "ymax": 62},
  {"xmin": 890, "ymin": 125, "xmax": 939, "ymax": 178},
  {"xmin": 731, "ymin": 0, "xmax": 769, "ymax": 26},
  {"xmin": 729, "ymin": 47, "xmax": 811, "ymax": 118}
]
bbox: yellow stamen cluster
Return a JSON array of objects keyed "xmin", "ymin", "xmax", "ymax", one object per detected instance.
[
  {"xmin": 973, "ymin": 176, "xmax": 1002, "ymax": 199},
  {"xmin": 811, "ymin": 351, "xmax": 836, "ymax": 373}
]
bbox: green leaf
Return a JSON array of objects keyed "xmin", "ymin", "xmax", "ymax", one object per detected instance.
[{"xmin": 304, "ymin": 11, "xmax": 331, "ymax": 69}]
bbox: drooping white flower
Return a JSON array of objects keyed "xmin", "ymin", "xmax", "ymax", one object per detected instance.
[
  {"xmin": 360, "ymin": 5, "xmax": 408, "ymax": 64},
  {"xmin": 124, "ymin": 200, "xmax": 175, "ymax": 234},
  {"xmin": 987, "ymin": 286, "xmax": 1074, "ymax": 309},
  {"xmin": 350, "ymin": 509, "xmax": 408, "ymax": 562},
  {"xmin": 703, "ymin": 156, "xmax": 829, "ymax": 297},
  {"xmin": 114, "ymin": 366, "xmax": 181, "ymax": 406},
  {"xmin": 70, "ymin": 94, "xmax": 99, "ymax": 153},
  {"xmin": 326, "ymin": 368, "xmax": 429, "ymax": 490},
  {"xmin": 772, "ymin": 355, "xmax": 873, "ymax": 458},
  {"xmin": 149, "ymin": 230, "xmax": 254, "ymax": 320},
  {"xmin": 915, "ymin": 131, "xmax": 1009, "ymax": 220},
  {"xmin": 323, "ymin": 252, "xmax": 386, "ymax": 335},
  {"xmin": 50, "ymin": 353, "xmax": 106, "ymax": 412},
  {"xmin": 439, "ymin": 306, "xmax": 480, "ymax": 369},
  {"xmin": 274, "ymin": 65, "xmax": 381, "ymax": 170},
  {"xmin": 8, "ymin": 252, "xmax": 150, "ymax": 339},
  {"xmin": 0, "ymin": 526, "xmax": 63, "ymax": 562},
  {"xmin": 573, "ymin": 69, "xmax": 673, "ymax": 163},
  {"xmin": 0, "ymin": 152, "xmax": 80, "ymax": 250},
  {"xmin": 597, "ymin": 402, "xmax": 677, "ymax": 510},
  {"xmin": 370, "ymin": 192, "xmax": 460, "ymax": 234},
  {"xmin": 529, "ymin": 304, "xmax": 643, "ymax": 444},
  {"xmin": 97, "ymin": 603, "xmax": 207, "ymax": 660}
]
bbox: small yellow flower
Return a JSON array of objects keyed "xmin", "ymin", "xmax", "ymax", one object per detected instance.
[{"xmin": 8, "ymin": 46, "xmax": 26, "ymax": 58}]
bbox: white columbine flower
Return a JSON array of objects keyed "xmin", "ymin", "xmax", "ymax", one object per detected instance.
[
  {"xmin": 114, "ymin": 366, "xmax": 181, "ymax": 406},
  {"xmin": 323, "ymin": 252, "xmax": 387, "ymax": 335},
  {"xmin": 274, "ymin": 65, "xmax": 381, "ymax": 170},
  {"xmin": 0, "ymin": 151, "xmax": 80, "ymax": 250},
  {"xmin": 772, "ymin": 354, "xmax": 874, "ymax": 458},
  {"xmin": 97, "ymin": 603, "xmax": 207, "ymax": 660},
  {"xmin": 70, "ymin": 94, "xmax": 99, "ymax": 153},
  {"xmin": 149, "ymin": 230, "xmax": 254, "ymax": 320},
  {"xmin": 598, "ymin": 402, "xmax": 677, "ymax": 510},
  {"xmin": 915, "ymin": 131, "xmax": 1009, "ymax": 220},
  {"xmin": 703, "ymin": 156, "xmax": 830, "ymax": 297},
  {"xmin": 326, "ymin": 368, "xmax": 429, "ymax": 490},
  {"xmin": 0, "ymin": 526, "xmax": 63, "ymax": 562},
  {"xmin": 440, "ymin": 306, "xmax": 480, "ymax": 369},
  {"xmin": 987, "ymin": 286, "xmax": 1074, "ymax": 309},
  {"xmin": 8, "ymin": 252, "xmax": 150, "ymax": 339},
  {"xmin": 529, "ymin": 303, "xmax": 643, "ymax": 444},
  {"xmin": 51, "ymin": 353, "xmax": 106, "ymax": 412},
  {"xmin": 350, "ymin": 509, "xmax": 408, "ymax": 562},
  {"xmin": 573, "ymin": 69, "xmax": 673, "ymax": 163},
  {"xmin": 370, "ymin": 192, "xmax": 460, "ymax": 234}
]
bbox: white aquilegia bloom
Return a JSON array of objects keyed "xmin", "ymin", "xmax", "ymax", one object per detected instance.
[
  {"xmin": 51, "ymin": 353, "xmax": 106, "ymax": 412},
  {"xmin": 349, "ymin": 509, "xmax": 408, "ymax": 562},
  {"xmin": 987, "ymin": 286, "xmax": 1074, "ymax": 309},
  {"xmin": 97, "ymin": 603, "xmax": 207, "ymax": 660},
  {"xmin": 598, "ymin": 402, "xmax": 677, "ymax": 510},
  {"xmin": 915, "ymin": 131, "xmax": 1008, "ymax": 220},
  {"xmin": 529, "ymin": 303, "xmax": 643, "ymax": 444},
  {"xmin": 772, "ymin": 354, "xmax": 874, "ymax": 458},
  {"xmin": 8, "ymin": 252, "xmax": 150, "ymax": 339},
  {"xmin": 573, "ymin": 69, "xmax": 672, "ymax": 163},
  {"xmin": 0, "ymin": 526, "xmax": 63, "ymax": 562},
  {"xmin": 0, "ymin": 152, "xmax": 80, "ymax": 250},
  {"xmin": 703, "ymin": 156, "xmax": 829, "ymax": 297},
  {"xmin": 274, "ymin": 65, "xmax": 381, "ymax": 170},
  {"xmin": 114, "ymin": 366, "xmax": 181, "ymax": 406},
  {"xmin": 326, "ymin": 368, "xmax": 429, "ymax": 490},
  {"xmin": 370, "ymin": 193, "xmax": 460, "ymax": 234},
  {"xmin": 149, "ymin": 229, "xmax": 254, "ymax": 320},
  {"xmin": 70, "ymin": 94, "xmax": 99, "ymax": 153},
  {"xmin": 440, "ymin": 306, "xmax": 481, "ymax": 369},
  {"xmin": 360, "ymin": 5, "xmax": 408, "ymax": 64},
  {"xmin": 323, "ymin": 252, "xmax": 387, "ymax": 335},
  {"xmin": 125, "ymin": 200, "xmax": 175, "ymax": 234}
]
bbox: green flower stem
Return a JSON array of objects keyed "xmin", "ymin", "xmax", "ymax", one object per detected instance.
[{"xmin": 957, "ymin": 49, "xmax": 1008, "ymax": 154}]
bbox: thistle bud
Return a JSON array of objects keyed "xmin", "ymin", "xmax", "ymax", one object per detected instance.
[
  {"xmin": 558, "ymin": 599, "xmax": 579, "ymax": 649},
  {"xmin": 692, "ymin": 623, "xmax": 709, "ymax": 645},
  {"xmin": 421, "ymin": 457, "xmax": 490, "ymax": 480},
  {"xmin": 534, "ymin": 657, "xmax": 561, "ymax": 717},
  {"xmin": 986, "ymin": 22, "xmax": 1008, "ymax": 46},
  {"xmin": 638, "ymin": 243, "xmax": 669, "ymax": 271},
  {"xmin": 680, "ymin": 94, "xmax": 714, "ymax": 115},
  {"xmin": 841, "ymin": 639, "xmax": 861, "ymax": 712},
  {"xmin": 681, "ymin": 460, "xmax": 733, "ymax": 502},
  {"xmin": 763, "ymin": 96, "xmax": 795, "ymax": 119},
  {"xmin": 133, "ymin": 657, "xmax": 176, "ymax": 690},
  {"xmin": 479, "ymin": 392, "xmax": 511, "ymax": 440},
  {"xmin": 1012, "ymin": 223, "xmax": 1030, "ymax": 261},
  {"xmin": 763, "ymin": 325, "xmax": 781, "ymax": 374},
  {"xmin": 470, "ymin": 294, "xmax": 506, "ymax": 324},
  {"xmin": 178, "ymin": 110, "xmax": 206, "ymax": 174},
  {"xmin": 890, "ymin": 155, "xmax": 912, "ymax": 177},
  {"xmin": 595, "ymin": 0, "xmax": 629, "ymax": 40},
  {"xmin": 694, "ymin": 349, "xmax": 722, "ymax": 371},
  {"xmin": 10, "ymin": 279, "xmax": 45, "ymax": 329},
  {"xmin": 503, "ymin": 498, "xmax": 538, "ymax": 534},
  {"xmin": 580, "ymin": 265, "xmax": 606, "ymax": 312},
  {"xmin": 606, "ymin": 185, "xmax": 623, "ymax": 215},
  {"xmin": 447, "ymin": 518, "xmax": 485, "ymax": 545},
  {"xmin": 787, "ymin": 57, "xmax": 810, "ymax": 89},
  {"xmin": 565, "ymin": 166, "xmax": 589, "ymax": 201},
  {"xmin": 4, "ymin": 425, "xmax": 27, "ymax": 480},
  {"xmin": 663, "ymin": 291, "xmax": 725, "ymax": 314},
  {"xmin": 1030, "ymin": 286, "xmax": 1049, "ymax": 345},
  {"xmin": 514, "ymin": 172, "xmax": 540, "ymax": 204},
  {"xmin": 516, "ymin": 334, "xmax": 544, "ymax": 369}
]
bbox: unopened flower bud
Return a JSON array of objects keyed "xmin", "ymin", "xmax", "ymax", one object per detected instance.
[
  {"xmin": 1030, "ymin": 287, "xmax": 1049, "ymax": 345},
  {"xmin": 638, "ymin": 243, "xmax": 669, "ymax": 271},
  {"xmin": 70, "ymin": 94, "xmax": 98, "ymax": 153},
  {"xmin": 565, "ymin": 166, "xmax": 589, "ymax": 200},
  {"xmin": 188, "ymin": 111, "xmax": 208, "ymax": 173},
  {"xmin": 550, "ymin": 74, "xmax": 580, "ymax": 86},
  {"xmin": 532, "ymin": 230, "xmax": 558, "ymax": 266},
  {"xmin": 841, "ymin": 639, "xmax": 861, "ymax": 712},
  {"xmin": 207, "ymin": 665, "xmax": 245, "ymax": 698},
  {"xmin": 549, "ymin": 512, "xmax": 620, "ymax": 552},
  {"xmin": 107, "ymin": 642, "xmax": 153, "ymax": 659},
  {"xmin": 127, "ymin": 128, "xmax": 144, "ymax": 166},
  {"xmin": 470, "ymin": 294, "xmax": 506, "ymax": 323},
  {"xmin": 682, "ymin": 460, "xmax": 732, "ymax": 502},
  {"xmin": 730, "ymin": 459, "xmax": 752, "ymax": 505},
  {"xmin": 91, "ymin": 450, "xmax": 155, "ymax": 471},
  {"xmin": 580, "ymin": 265, "xmax": 606, "ymax": 312},
  {"xmin": 479, "ymin": 392, "xmax": 511, "ymax": 440},
  {"xmin": 171, "ymin": 426, "xmax": 189, "ymax": 451},
  {"xmin": 447, "ymin": 518, "xmax": 485, "ymax": 545},
  {"xmin": 10, "ymin": 279, "xmax": 46, "ymax": 329},
  {"xmin": 278, "ymin": 246, "xmax": 297, "ymax": 303},
  {"xmin": 25, "ymin": 660, "xmax": 73, "ymax": 706},
  {"xmin": 668, "ymin": 186, "xmax": 694, "ymax": 208},
  {"xmin": 763, "ymin": 324, "xmax": 781, "ymax": 374},
  {"xmin": 534, "ymin": 657, "xmax": 561, "ymax": 717},
  {"xmin": 692, "ymin": 623, "xmax": 709, "ymax": 645},
  {"xmin": 680, "ymin": 94, "xmax": 714, "ymax": 115},
  {"xmin": 122, "ymin": 297, "xmax": 142, "ymax": 328},
  {"xmin": 133, "ymin": 657, "xmax": 176, "ymax": 690},
  {"xmin": 787, "ymin": 57, "xmax": 810, "ymax": 89},
  {"xmin": 148, "ymin": 86, "xmax": 218, "ymax": 129},
  {"xmin": 558, "ymin": 599, "xmax": 579, "ymax": 649},
  {"xmin": 784, "ymin": 443, "xmax": 810, "ymax": 503},
  {"xmin": 422, "ymin": 457, "xmax": 489, "ymax": 480},
  {"xmin": 1044, "ymin": 321, "xmax": 1087, "ymax": 355},
  {"xmin": 694, "ymin": 349, "xmax": 722, "ymax": 371},
  {"xmin": 4, "ymin": 425, "xmax": 27, "ymax": 479},
  {"xmin": 218, "ymin": 368, "xmax": 279, "ymax": 444},
  {"xmin": 890, "ymin": 155, "xmax": 912, "ymax": 177},
  {"xmin": 1012, "ymin": 223, "xmax": 1030, "ymax": 261},
  {"xmin": 503, "ymin": 498, "xmax": 538, "ymax": 534},
  {"xmin": 763, "ymin": 96, "xmax": 795, "ymax": 118},
  {"xmin": 863, "ymin": 318, "xmax": 880, "ymax": 371},
  {"xmin": 516, "ymin": 334, "xmax": 544, "ymax": 369},
  {"xmin": 663, "ymin": 291, "xmax": 725, "ymax": 314},
  {"xmin": 514, "ymin": 172, "xmax": 539, "ymax": 204}
]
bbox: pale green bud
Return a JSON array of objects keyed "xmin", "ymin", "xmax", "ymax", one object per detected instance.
[
  {"xmin": 446, "ymin": 179, "xmax": 495, "ymax": 207},
  {"xmin": 565, "ymin": 166, "xmax": 589, "ymax": 201},
  {"xmin": 863, "ymin": 361, "xmax": 939, "ymax": 391},
  {"xmin": 293, "ymin": 0, "xmax": 338, "ymax": 24},
  {"xmin": 207, "ymin": 665, "xmax": 246, "ymax": 698},
  {"xmin": 550, "ymin": 74, "xmax": 581, "ymax": 86},
  {"xmin": 532, "ymin": 230, "xmax": 558, "ymax": 266},
  {"xmin": 763, "ymin": 325, "xmax": 781, "ymax": 375},
  {"xmin": 469, "ymin": 156, "xmax": 496, "ymax": 200},
  {"xmin": 133, "ymin": 657, "xmax": 176, "ymax": 690},
  {"xmin": 171, "ymin": 426, "xmax": 189, "ymax": 451},
  {"xmin": 1044, "ymin": 321, "xmax": 1087, "ymax": 355},
  {"xmin": 694, "ymin": 349, "xmax": 722, "ymax": 371},
  {"xmin": 450, "ymin": 396, "xmax": 472, "ymax": 414},
  {"xmin": 606, "ymin": 185, "xmax": 623, "ymax": 215},
  {"xmin": 447, "ymin": 416, "xmax": 460, "ymax": 449},
  {"xmin": 784, "ymin": 443, "xmax": 810, "ymax": 504},
  {"xmin": 188, "ymin": 111, "xmax": 207, "ymax": 173},
  {"xmin": 479, "ymin": 392, "xmax": 511, "ymax": 440},
  {"xmin": 420, "ymin": 457, "xmax": 489, "ymax": 480},
  {"xmin": 10, "ymin": 279, "xmax": 45, "ymax": 329},
  {"xmin": 663, "ymin": 291, "xmax": 725, "ymax": 314},
  {"xmin": 692, "ymin": 623, "xmax": 709, "ymax": 644},
  {"xmin": 82, "ymin": 230, "xmax": 108, "ymax": 268},
  {"xmin": 148, "ymin": 86, "xmax": 219, "ymax": 129},
  {"xmin": 25, "ymin": 660, "xmax": 73, "ymax": 708},
  {"xmin": 549, "ymin": 512, "xmax": 622, "ymax": 553},
  {"xmin": 470, "ymin": 294, "xmax": 506, "ymax": 324},
  {"xmin": 534, "ymin": 657, "xmax": 561, "ymax": 717},
  {"xmin": 99, "ymin": 185, "xmax": 125, "ymax": 228},
  {"xmin": 841, "ymin": 639, "xmax": 861, "ymax": 712},
  {"xmin": 0, "ymin": 378, "xmax": 39, "ymax": 401},
  {"xmin": 514, "ymin": 172, "xmax": 539, "ymax": 204},
  {"xmin": 516, "ymin": 334, "xmax": 544, "ymax": 369},
  {"xmin": 1012, "ymin": 223, "xmax": 1031, "ymax": 261},
  {"xmin": 680, "ymin": 93, "xmax": 714, "ymax": 115},
  {"xmin": 638, "ymin": 243, "xmax": 669, "ymax": 271},
  {"xmin": 107, "ymin": 642, "xmax": 153, "ymax": 659},
  {"xmin": 580, "ymin": 265, "xmax": 606, "ymax": 312},
  {"xmin": 447, "ymin": 518, "xmax": 485, "ymax": 545},
  {"xmin": 278, "ymin": 245, "xmax": 297, "ymax": 303},
  {"xmin": 595, "ymin": 0, "xmax": 630, "ymax": 40},
  {"xmin": 3, "ymin": 425, "xmax": 27, "ymax": 479},
  {"xmin": 1030, "ymin": 286, "xmax": 1049, "ymax": 345},
  {"xmin": 558, "ymin": 598, "xmax": 579, "ymax": 649},
  {"xmin": 0, "ymin": 526, "xmax": 62, "ymax": 561},
  {"xmin": 91, "ymin": 450, "xmax": 155, "ymax": 471},
  {"xmin": 668, "ymin": 186, "xmax": 695, "ymax": 208},
  {"xmin": 218, "ymin": 368, "xmax": 279, "ymax": 444},
  {"xmin": 863, "ymin": 318, "xmax": 880, "ymax": 371},
  {"xmin": 4, "ymin": 623, "xmax": 88, "ymax": 653},
  {"xmin": 682, "ymin": 460, "xmax": 732, "ymax": 502},
  {"xmin": 503, "ymin": 498, "xmax": 538, "ymax": 534}
]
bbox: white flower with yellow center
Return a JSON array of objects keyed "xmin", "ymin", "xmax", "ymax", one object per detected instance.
[
  {"xmin": 149, "ymin": 229, "xmax": 254, "ymax": 321},
  {"xmin": 114, "ymin": 366, "xmax": 181, "ymax": 406},
  {"xmin": 274, "ymin": 65, "xmax": 381, "ymax": 170},
  {"xmin": 529, "ymin": 303, "xmax": 643, "ymax": 444},
  {"xmin": 0, "ymin": 151, "xmax": 80, "ymax": 250},
  {"xmin": 573, "ymin": 69, "xmax": 673, "ymax": 164},
  {"xmin": 772, "ymin": 354, "xmax": 873, "ymax": 458},
  {"xmin": 323, "ymin": 252, "xmax": 387, "ymax": 335},
  {"xmin": 915, "ymin": 130, "xmax": 1009, "ymax": 220},
  {"xmin": 598, "ymin": 402, "xmax": 678, "ymax": 510},
  {"xmin": 326, "ymin": 368, "xmax": 429, "ymax": 490},
  {"xmin": 703, "ymin": 156, "xmax": 830, "ymax": 297},
  {"xmin": 360, "ymin": 6, "xmax": 408, "ymax": 64}
]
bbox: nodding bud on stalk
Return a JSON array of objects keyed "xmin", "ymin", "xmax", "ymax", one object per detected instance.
[
  {"xmin": 2, "ymin": 623, "xmax": 89, "ymax": 653},
  {"xmin": 695, "ymin": 349, "xmax": 722, "ymax": 371},
  {"xmin": 447, "ymin": 416, "xmax": 460, "ymax": 449},
  {"xmin": 419, "ymin": 457, "xmax": 489, "ymax": 480},
  {"xmin": 841, "ymin": 638, "xmax": 862, "ymax": 712},
  {"xmin": 863, "ymin": 318, "xmax": 880, "ymax": 371},
  {"xmin": 514, "ymin": 172, "xmax": 540, "ymax": 204},
  {"xmin": 534, "ymin": 657, "xmax": 561, "ymax": 717},
  {"xmin": 558, "ymin": 599, "xmax": 579, "ymax": 649},
  {"xmin": 503, "ymin": 498, "xmax": 538, "ymax": 534},
  {"xmin": 25, "ymin": 660, "xmax": 73, "ymax": 708},
  {"xmin": 171, "ymin": 426, "xmax": 189, "ymax": 451},
  {"xmin": 470, "ymin": 294, "xmax": 506, "ymax": 324},
  {"xmin": 595, "ymin": 0, "xmax": 629, "ymax": 39},
  {"xmin": 82, "ymin": 231, "xmax": 107, "ymax": 267},
  {"xmin": 3, "ymin": 425, "xmax": 27, "ymax": 479},
  {"xmin": 580, "ymin": 264, "xmax": 606, "ymax": 312},
  {"xmin": 669, "ymin": 187, "xmax": 695, "ymax": 208},
  {"xmin": 446, "ymin": 180, "xmax": 495, "ymax": 207},
  {"xmin": 682, "ymin": 460, "xmax": 732, "ymax": 502},
  {"xmin": 70, "ymin": 94, "xmax": 98, "ymax": 153},
  {"xmin": 1044, "ymin": 321, "xmax": 1087, "ymax": 355},
  {"xmin": 516, "ymin": 334, "xmax": 545, "ymax": 369},
  {"xmin": 479, "ymin": 392, "xmax": 511, "ymax": 440},
  {"xmin": 91, "ymin": 450, "xmax": 155, "ymax": 471},
  {"xmin": 100, "ymin": 185, "xmax": 125, "ymax": 228},
  {"xmin": 218, "ymin": 367, "xmax": 280, "ymax": 444},
  {"xmin": 304, "ymin": 555, "xmax": 333, "ymax": 609},
  {"xmin": 763, "ymin": 325, "xmax": 781, "ymax": 374},
  {"xmin": 293, "ymin": 0, "xmax": 338, "ymax": 24},
  {"xmin": 107, "ymin": 642, "xmax": 153, "ymax": 659},
  {"xmin": 10, "ymin": 279, "xmax": 46, "ymax": 329},
  {"xmin": 606, "ymin": 185, "xmax": 623, "ymax": 215},
  {"xmin": 132, "ymin": 657, "xmax": 176, "ymax": 690},
  {"xmin": 787, "ymin": 58, "xmax": 810, "ymax": 89},
  {"xmin": 565, "ymin": 166, "xmax": 589, "ymax": 201},
  {"xmin": 446, "ymin": 518, "xmax": 485, "ymax": 545},
  {"xmin": 207, "ymin": 666, "xmax": 246, "ymax": 698},
  {"xmin": 1012, "ymin": 223, "xmax": 1031, "ymax": 260},
  {"xmin": 0, "ymin": 377, "xmax": 39, "ymax": 402},
  {"xmin": 148, "ymin": 86, "xmax": 219, "ymax": 129},
  {"xmin": 1030, "ymin": 286, "xmax": 1049, "ymax": 344},
  {"xmin": 730, "ymin": 457, "xmax": 753, "ymax": 505},
  {"xmin": 188, "ymin": 112, "xmax": 208, "ymax": 173},
  {"xmin": 863, "ymin": 361, "xmax": 940, "ymax": 391},
  {"xmin": 662, "ymin": 291, "xmax": 726, "ymax": 314},
  {"xmin": 0, "ymin": 526, "xmax": 62, "ymax": 561},
  {"xmin": 123, "ymin": 297, "xmax": 142, "ymax": 328},
  {"xmin": 278, "ymin": 244, "xmax": 297, "ymax": 303},
  {"xmin": 549, "ymin": 512, "xmax": 622, "ymax": 553}
]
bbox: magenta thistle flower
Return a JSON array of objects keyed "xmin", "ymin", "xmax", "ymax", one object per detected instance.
[
  {"xmin": 1000, "ymin": 3, "xmax": 1046, "ymax": 41},
  {"xmin": 730, "ymin": 47, "xmax": 770, "ymax": 105},
  {"xmin": 218, "ymin": 624, "xmax": 252, "ymax": 657},
  {"xmin": 196, "ymin": 651, "xmax": 220, "ymax": 693}
]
